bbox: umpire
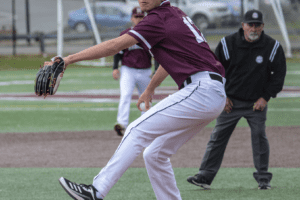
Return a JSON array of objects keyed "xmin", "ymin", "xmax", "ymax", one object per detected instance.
[{"xmin": 187, "ymin": 9, "xmax": 286, "ymax": 190}]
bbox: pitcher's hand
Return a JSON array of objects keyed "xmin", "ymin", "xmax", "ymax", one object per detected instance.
[
  {"xmin": 43, "ymin": 56, "xmax": 70, "ymax": 69},
  {"xmin": 137, "ymin": 89, "xmax": 154, "ymax": 111}
]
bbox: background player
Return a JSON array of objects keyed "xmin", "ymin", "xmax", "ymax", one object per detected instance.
[
  {"xmin": 55, "ymin": 0, "xmax": 226, "ymax": 199},
  {"xmin": 113, "ymin": 7, "xmax": 159, "ymax": 136},
  {"xmin": 187, "ymin": 9, "xmax": 286, "ymax": 190}
]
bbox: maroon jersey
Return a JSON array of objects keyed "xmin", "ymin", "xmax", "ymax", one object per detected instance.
[
  {"xmin": 120, "ymin": 28, "xmax": 152, "ymax": 69},
  {"xmin": 128, "ymin": 1, "xmax": 225, "ymax": 87}
]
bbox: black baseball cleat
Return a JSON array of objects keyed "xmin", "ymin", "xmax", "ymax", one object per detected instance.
[
  {"xmin": 187, "ymin": 174, "xmax": 211, "ymax": 189},
  {"xmin": 258, "ymin": 179, "xmax": 271, "ymax": 190},
  {"xmin": 114, "ymin": 123, "xmax": 125, "ymax": 136},
  {"xmin": 59, "ymin": 177, "xmax": 103, "ymax": 200}
]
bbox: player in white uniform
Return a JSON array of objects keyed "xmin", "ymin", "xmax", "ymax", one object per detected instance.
[
  {"xmin": 56, "ymin": 0, "xmax": 226, "ymax": 199},
  {"xmin": 113, "ymin": 7, "xmax": 159, "ymax": 136}
]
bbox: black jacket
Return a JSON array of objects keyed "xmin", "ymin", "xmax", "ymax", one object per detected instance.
[{"xmin": 215, "ymin": 28, "xmax": 286, "ymax": 102}]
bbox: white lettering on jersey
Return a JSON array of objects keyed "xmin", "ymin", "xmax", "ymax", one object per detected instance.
[{"xmin": 182, "ymin": 16, "xmax": 206, "ymax": 44}]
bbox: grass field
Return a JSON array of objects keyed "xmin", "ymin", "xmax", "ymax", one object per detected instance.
[
  {"xmin": 0, "ymin": 168, "xmax": 299, "ymax": 200},
  {"xmin": 1, "ymin": 55, "xmax": 300, "ymax": 200},
  {"xmin": 1, "ymin": 97, "xmax": 300, "ymax": 133},
  {"xmin": 0, "ymin": 61, "xmax": 299, "ymax": 133}
]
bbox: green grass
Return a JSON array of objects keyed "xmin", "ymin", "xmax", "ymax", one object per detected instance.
[
  {"xmin": 0, "ymin": 54, "xmax": 298, "ymax": 93},
  {"xmin": 0, "ymin": 55, "xmax": 112, "ymax": 71},
  {"xmin": 0, "ymin": 168, "xmax": 299, "ymax": 200},
  {"xmin": 0, "ymin": 63, "xmax": 297, "ymax": 94},
  {"xmin": 0, "ymin": 97, "xmax": 300, "ymax": 133},
  {"xmin": 0, "ymin": 101, "xmax": 139, "ymax": 133},
  {"xmin": 1, "ymin": 53, "xmax": 300, "ymax": 70},
  {"xmin": 0, "ymin": 66, "xmax": 176, "ymax": 93},
  {"xmin": 0, "ymin": 57, "xmax": 300, "ymax": 200},
  {"xmin": 284, "ymin": 63, "xmax": 300, "ymax": 86},
  {"xmin": 0, "ymin": 55, "xmax": 49, "ymax": 71},
  {"xmin": 0, "ymin": 55, "xmax": 300, "ymax": 133}
]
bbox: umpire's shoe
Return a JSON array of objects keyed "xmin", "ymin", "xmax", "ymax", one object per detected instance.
[
  {"xmin": 59, "ymin": 177, "xmax": 103, "ymax": 200},
  {"xmin": 187, "ymin": 174, "xmax": 211, "ymax": 189},
  {"xmin": 114, "ymin": 123, "xmax": 125, "ymax": 136},
  {"xmin": 258, "ymin": 179, "xmax": 271, "ymax": 190}
]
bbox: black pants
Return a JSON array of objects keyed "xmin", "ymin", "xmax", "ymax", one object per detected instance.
[{"xmin": 199, "ymin": 98, "xmax": 272, "ymax": 183}]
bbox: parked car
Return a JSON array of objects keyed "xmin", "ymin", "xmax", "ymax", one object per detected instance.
[
  {"xmin": 220, "ymin": 0, "xmax": 293, "ymax": 26},
  {"xmin": 218, "ymin": 0, "xmax": 242, "ymax": 25},
  {"xmin": 126, "ymin": 0, "xmax": 231, "ymax": 29},
  {"xmin": 68, "ymin": 2, "xmax": 133, "ymax": 33}
]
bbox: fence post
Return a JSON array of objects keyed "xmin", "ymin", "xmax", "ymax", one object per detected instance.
[
  {"xmin": 25, "ymin": 0, "xmax": 31, "ymax": 46},
  {"xmin": 12, "ymin": 0, "xmax": 17, "ymax": 56},
  {"xmin": 39, "ymin": 33, "xmax": 46, "ymax": 57}
]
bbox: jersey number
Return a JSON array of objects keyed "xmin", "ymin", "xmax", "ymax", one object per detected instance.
[{"xmin": 182, "ymin": 16, "xmax": 207, "ymax": 44}]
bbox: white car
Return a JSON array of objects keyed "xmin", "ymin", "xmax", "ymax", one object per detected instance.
[{"xmin": 126, "ymin": 0, "xmax": 231, "ymax": 29}]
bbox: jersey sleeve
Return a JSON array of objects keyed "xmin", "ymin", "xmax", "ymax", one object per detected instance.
[
  {"xmin": 127, "ymin": 13, "xmax": 165, "ymax": 51},
  {"xmin": 262, "ymin": 42, "xmax": 287, "ymax": 101},
  {"xmin": 113, "ymin": 53, "xmax": 123, "ymax": 70},
  {"xmin": 113, "ymin": 28, "xmax": 125, "ymax": 70},
  {"xmin": 215, "ymin": 37, "xmax": 231, "ymax": 69},
  {"xmin": 154, "ymin": 60, "xmax": 159, "ymax": 71}
]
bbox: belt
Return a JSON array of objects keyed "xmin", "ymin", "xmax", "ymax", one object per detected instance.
[
  {"xmin": 209, "ymin": 73, "xmax": 223, "ymax": 83},
  {"xmin": 180, "ymin": 72, "xmax": 223, "ymax": 89}
]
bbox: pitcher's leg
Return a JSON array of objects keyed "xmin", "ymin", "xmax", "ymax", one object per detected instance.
[
  {"xmin": 93, "ymin": 89, "xmax": 194, "ymax": 197},
  {"xmin": 94, "ymin": 98, "xmax": 193, "ymax": 197},
  {"xmin": 94, "ymin": 81, "xmax": 225, "ymax": 198},
  {"xmin": 144, "ymin": 155, "xmax": 181, "ymax": 200},
  {"xmin": 93, "ymin": 125, "xmax": 147, "ymax": 197},
  {"xmin": 141, "ymin": 83, "xmax": 225, "ymax": 199},
  {"xmin": 199, "ymin": 111, "xmax": 241, "ymax": 182},
  {"xmin": 143, "ymin": 117, "xmax": 212, "ymax": 200}
]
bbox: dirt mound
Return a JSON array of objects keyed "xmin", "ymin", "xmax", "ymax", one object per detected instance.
[{"xmin": 1, "ymin": 126, "xmax": 299, "ymax": 168}]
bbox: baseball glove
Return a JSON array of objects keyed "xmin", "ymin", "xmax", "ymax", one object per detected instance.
[{"xmin": 34, "ymin": 56, "xmax": 65, "ymax": 97}]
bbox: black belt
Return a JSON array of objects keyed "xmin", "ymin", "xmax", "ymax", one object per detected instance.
[
  {"xmin": 209, "ymin": 73, "xmax": 223, "ymax": 83},
  {"xmin": 180, "ymin": 73, "xmax": 223, "ymax": 89}
]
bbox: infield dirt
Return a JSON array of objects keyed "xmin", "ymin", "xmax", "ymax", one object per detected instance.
[
  {"xmin": 1, "ymin": 126, "xmax": 299, "ymax": 168},
  {"xmin": 1, "ymin": 86, "xmax": 299, "ymax": 168}
]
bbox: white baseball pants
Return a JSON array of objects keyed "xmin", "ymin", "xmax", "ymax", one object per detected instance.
[
  {"xmin": 117, "ymin": 65, "xmax": 152, "ymax": 128},
  {"xmin": 93, "ymin": 71, "xmax": 226, "ymax": 200}
]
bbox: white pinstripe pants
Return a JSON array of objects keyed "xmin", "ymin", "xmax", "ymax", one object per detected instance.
[{"xmin": 93, "ymin": 71, "xmax": 226, "ymax": 200}]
